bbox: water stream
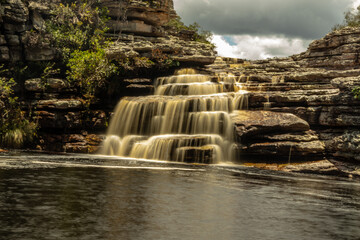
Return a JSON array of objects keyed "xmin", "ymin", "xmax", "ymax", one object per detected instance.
[{"xmin": 102, "ymin": 69, "xmax": 248, "ymax": 163}]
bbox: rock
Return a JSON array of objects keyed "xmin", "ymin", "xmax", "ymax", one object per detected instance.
[
  {"xmin": 332, "ymin": 131, "xmax": 360, "ymax": 161},
  {"xmin": 31, "ymin": 10, "xmax": 46, "ymax": 31},
  {"xmin": 3, "ymin": 0, "xmax": 29, "ymax": 24},
  {"xmin": 34, "ymin": 99, "xmax": 83, "ymax": 110},
  {"xmin": 231, "ymin": 110, "xmax": 310, "ymax": 139},
  {"xmin": 25, "ymin": 78, "xmax": 72, "ymax": 93},
  {"xmin": 176, "ymin": 146, "xmax": 216, "ymax": 164},
  {"xmin": 0, "ymin": 35, "xmax": 6, "ymax": 45},
  {"xmin": 281, "ymin": 160, "xmax": 342, "ymax": 175},
  {"xmin": 25, "ymin": 47, "xmax": 55, "ymax": 61},
  {"xmin": 255, "ymin": 131, "xmax": 319, "ymax": 142},
  {"xmin": 297, "ymin": 27, "xmax": 360, "ymax": 69},
  {"xmin": 6, "ymin": 35, "xmax": 20, "ymax": 46},
  {"xmin": 240, "ymin": 141, "xmax": 325, "ymax": 157},
  {"xmin": 0, "ymin": 46, "xmax": 10, "ymax": 61},
  {"xmin": 319, "ymin": 106, "xmax": 360, "ymax": 127},
  {"xmin": 331, "ymin": 76, "xmax": 360, "ymax": 91}
]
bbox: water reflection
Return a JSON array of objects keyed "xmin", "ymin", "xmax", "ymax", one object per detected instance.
[{"xmin": 0, "ymin": 155, "xmax": 360, "ymax": 240}]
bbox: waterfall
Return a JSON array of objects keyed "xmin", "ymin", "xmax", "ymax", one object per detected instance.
[{"xmin": 102, "ymin": 69, "xmax": 248, "ymax": 164}]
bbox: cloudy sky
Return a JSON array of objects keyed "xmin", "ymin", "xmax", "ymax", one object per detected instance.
[{"xmin": 173, "ymin": 0, "xmax": 360, "ymax": 59}]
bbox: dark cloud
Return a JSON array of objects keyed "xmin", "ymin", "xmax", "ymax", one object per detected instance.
[{"xmin": 174, "ymin": 0, "xmax": 354, "ymax": 39}]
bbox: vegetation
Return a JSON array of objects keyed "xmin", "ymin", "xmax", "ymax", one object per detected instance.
[
  {"xmin": 166, "ymin": 16, "xmax": 213, "ymax": 45},
  {"xmin": 353, "ymin": 86, "xmax": 360, "ymax": 100},
  {"xmin": 46, "ymin": 0, "xmax": 109, "ymax": 60},
  {"xmin": 333, "ymin": 5, "xmax": 360, "ymax": 30},
  {"xmin": 67, "ymin": 49, "xmax": 117, "ymax": 105},
  {"xmin": 0, "ymin": 66, "xmax": 37, "ymax": 148},
  {"xmin": 333, "ymin": 5, "xmax": 360, "ymax": 99},
  {"xmin": 46, "ymin": 0, "xmax": 116, "ymax": 105}
]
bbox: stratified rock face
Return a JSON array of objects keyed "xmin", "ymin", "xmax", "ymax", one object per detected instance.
[
  {"xmin": 106, "ymin": 35, "xmax": 216, "ymax": 65},
  {"xmin": 0, "ymin": 0, "xmax": 215, "ymax": 65},
  {"xmin": 231, "ymin": 111, "xmax": 324, "ymax": 159},
  {"xmin": 1, "ymin": 0, "xmax": 215, "ymax": 153},
  {"xmin": 206, "ymin": 28, "xmax": 360, "ymax": 163},
  {"xmin": 296, "ymin": 27, "xmax": 360, "ymax": 70}
]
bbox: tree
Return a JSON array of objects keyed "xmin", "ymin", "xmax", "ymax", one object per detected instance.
[{"xmin": 333, "ymin": 5, "xmax": 360, "ymax": 30}]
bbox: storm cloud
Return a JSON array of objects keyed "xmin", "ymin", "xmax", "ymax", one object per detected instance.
[
  {"xmin": 174, "ymin": 0, "xmax": 354, "ymax": 39},
  {"xmin": 173, "ymin": 0, "xmax": 357, "ymax": 59}
]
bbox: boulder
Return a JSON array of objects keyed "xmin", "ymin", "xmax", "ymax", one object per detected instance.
[{"xmin": 231, "ymin": 110, "xmax": 310, "ymax": 139}]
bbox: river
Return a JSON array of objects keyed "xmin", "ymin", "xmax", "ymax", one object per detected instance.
[{"xmin": 0, "ymin": 152, "xmax": 359, "ymax": 240}]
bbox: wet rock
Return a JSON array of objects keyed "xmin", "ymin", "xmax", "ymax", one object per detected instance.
[
  {"xmin": 176, "ymin": 146, "xmax": 215, "ymax": 164},
  {"xmin": 281, "ymin": 160, "xmax": 341, "ymax": 175}
]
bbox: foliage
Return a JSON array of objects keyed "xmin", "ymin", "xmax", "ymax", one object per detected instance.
[
  {"xmin": 352, "ymin": 86, "xmax": 360, "ymax": 100},
  {"xmin": 334, "ymin": 6, "xmax": 360, "ymax": 100},
  {"xmin": 67, "ymin": 48, "xmax": 117, "ymax": 105},
  {"xmin": 39, "ymin": 62, "xmax": 61, "ymax": 90},
  {"xmin": 116, "ymin": 56, "xmax": 155, "ymax": 72},
  {"xmin": 46, "ymin": 0, "xmax": 109, "ymax": 60},
  {"xmin": 151, "ymin": 49, "xmax": 180, "ymax": 68},
  {"xmin": 46, "ymin": 1, "xmax": 117, "ymax": 105},
  {"xmin": 166, "ymin": 16, "xmax": 213, "ymax": 44},
  {"xmin": 333, "ymin": 5, "xmax": 360, "ymax": 30},
  {"xmin": 0, "ymin": 66, "xmax": 37, "ymax": 148}
]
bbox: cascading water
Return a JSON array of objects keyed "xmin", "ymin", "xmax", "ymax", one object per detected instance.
[{"xmin": 102, "ymin": 68, "xmax": 248, "ymax": 164}]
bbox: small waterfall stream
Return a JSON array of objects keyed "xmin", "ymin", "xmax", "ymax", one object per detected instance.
[{"xmin": 102, "ymin": 69, "xmax": 248, "ymax": 164}]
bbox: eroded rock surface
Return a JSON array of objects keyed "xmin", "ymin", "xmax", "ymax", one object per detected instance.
[{"xmin": 231, "ymin": 111, "xmax": 324, "ymax": 159}]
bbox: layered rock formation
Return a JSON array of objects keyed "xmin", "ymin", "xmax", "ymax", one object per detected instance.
[
  {"xmin": 0, "ymin": 0, "xmax": 215, "ymax": 63},
  {"xmin": 1, "ymin": 0, "xmax": 359, "ymax": 175},
  {"xmin": 206, "ymin": 27, "xmax": 360, "ymax": 166},
  {"xmin": 0, "ymin": 0, "xmax": 216, "ymax": 152}
]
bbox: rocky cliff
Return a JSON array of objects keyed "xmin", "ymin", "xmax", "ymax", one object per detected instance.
[
  {"xmin": 1, "ymin": 0, "xmax": 359, "ymax": 176},
  {"xmin": 205, "ymin": 27, "xmax": 360, "ymax": 172},
  {"xmin": 0, "ymin": 0, "xmax": 216, "ymax": 152}
]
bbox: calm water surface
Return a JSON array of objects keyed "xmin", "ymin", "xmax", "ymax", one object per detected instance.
[{"xmin": 0, "ymin": 152, "xmax": 360, "ymax": 240}]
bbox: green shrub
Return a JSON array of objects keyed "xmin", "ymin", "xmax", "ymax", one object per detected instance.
[
  {"xmin": 333, "ymin": 5, "xmax": 360, "ymax": 30},
  {"xmin": 46, "ymin": 0, "xmax": 109, "ymax": 60},
  {"xmin": 0, "ymin": 66, "xmax": 37, "ymax": 148},
  {"xmin": 352, "ymin": 86, "xmax": 360, "ymax": 100},
  {"xmin": 47, "ymin": 1, "xmax": 117, "ymax": 105},
  {"xmin": 166, "ymin": 16, "xmax": 213, "ymax": 44},
  {"xmin": 67, "ymin": 48, "xmax": 117, "ymax": 105}
]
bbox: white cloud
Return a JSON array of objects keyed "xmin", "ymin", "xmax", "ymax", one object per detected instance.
[
  {"xmin": 352, "ymin": 0, "xmax": 360, "ymax": 8},
  {"xmin": 212, "ymin": 35, "xmax": 238, "ymax": 58},
  {"xmin": 213, "ymin": 35, "xmax": 310, "ymax": 60}
]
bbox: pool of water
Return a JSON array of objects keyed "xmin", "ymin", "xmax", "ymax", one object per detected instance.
[{"xmin": 0, "ymin": 152, "xmax": 360, "ymax": 240}]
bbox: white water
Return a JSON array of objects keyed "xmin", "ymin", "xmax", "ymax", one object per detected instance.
[{"xmin": 102, "ymin": 69, "xmax": 248, "ymax": 163}]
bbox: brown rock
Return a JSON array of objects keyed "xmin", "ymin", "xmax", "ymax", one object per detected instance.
[
  {"xmin": 281, "ymin": 160, "xmax": 341, "ymax": 175},
  {"xmin": 231, "ymin": 110, "xmax": 310, "ymax": 139}
]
